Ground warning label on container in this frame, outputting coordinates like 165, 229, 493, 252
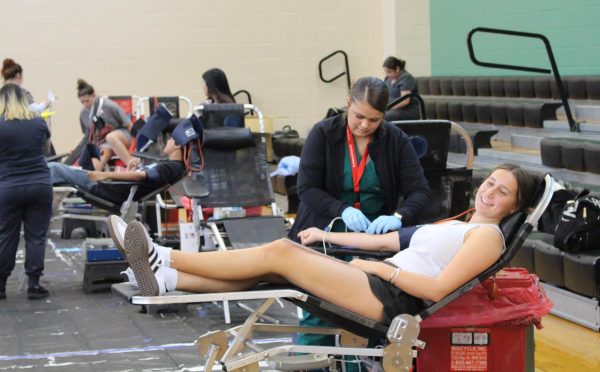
450, 346, 488, 371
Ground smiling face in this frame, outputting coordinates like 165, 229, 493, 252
346, 98, 384, 139
475, 168, 519, 221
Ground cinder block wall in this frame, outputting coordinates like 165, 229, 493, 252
2, 0, 429, 152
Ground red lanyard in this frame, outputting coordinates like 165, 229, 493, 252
346, 125, 371, 209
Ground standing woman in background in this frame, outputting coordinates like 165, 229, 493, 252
0, 84, 53, 300
2, 58, 52, 113
201, 68, 236, 104
382, 56, 421, 121
76, 79, 133, 170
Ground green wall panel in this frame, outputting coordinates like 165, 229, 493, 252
430, 0, 600, 76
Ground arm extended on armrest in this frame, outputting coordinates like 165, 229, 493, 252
131, 152, 168, 162
298, 227, 400, 253
89, 170, 147, 182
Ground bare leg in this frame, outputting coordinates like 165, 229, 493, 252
171, 239, 385, 321
106, 131, 131, 164
176, 273, 286, 293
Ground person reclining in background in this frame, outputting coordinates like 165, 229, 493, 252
117, 163, 537, 325
49, 115, 201, 205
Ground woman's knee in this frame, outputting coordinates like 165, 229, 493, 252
262, 239, 294, 260
106, 131, 129, 146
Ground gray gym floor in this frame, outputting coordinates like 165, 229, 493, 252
0, 234, 298, 371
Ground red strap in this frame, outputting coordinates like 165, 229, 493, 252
346, 125, 371, 209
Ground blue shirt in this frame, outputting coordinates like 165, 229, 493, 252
0, 117, 51, 188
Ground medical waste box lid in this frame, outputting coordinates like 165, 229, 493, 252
420, 268, 553, 329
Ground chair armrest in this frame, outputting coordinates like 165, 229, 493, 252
46, 152, 70, 163
96, 180, 144, 186
308, 245, 395, 258
131, 152, 168, 162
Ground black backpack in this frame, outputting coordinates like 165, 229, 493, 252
538, 188, 578, 234
554, 189, 600, 253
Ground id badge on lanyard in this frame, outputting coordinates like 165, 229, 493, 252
346, 125, 372, 209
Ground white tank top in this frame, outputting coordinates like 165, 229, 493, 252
385, 221, 504, 278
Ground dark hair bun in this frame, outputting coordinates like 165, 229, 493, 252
2, 58, 16, 69
76, 79, 90, 90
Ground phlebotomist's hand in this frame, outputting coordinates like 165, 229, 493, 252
366, 214, 402, 234
341, 207, 371, 232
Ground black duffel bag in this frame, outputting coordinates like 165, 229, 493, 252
554, 189, 600, 253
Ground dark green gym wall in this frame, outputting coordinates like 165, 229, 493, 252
430, 0, 600, 76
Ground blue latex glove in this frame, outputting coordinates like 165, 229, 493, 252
366, 215, 403, 234
341, 207, 371, 232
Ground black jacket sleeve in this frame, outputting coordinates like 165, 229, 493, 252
296, 122, 348, 220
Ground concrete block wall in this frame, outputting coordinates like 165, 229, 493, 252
1, 0, 429, 152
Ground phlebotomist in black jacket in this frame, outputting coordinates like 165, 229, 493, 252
288, 76, 431, 368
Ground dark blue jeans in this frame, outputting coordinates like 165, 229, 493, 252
0, 184, 52, 282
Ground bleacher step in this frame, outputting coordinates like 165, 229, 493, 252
477, 148, 542, 165
557, 104, 600, 122
461, 149, 600, 192
511, 133, 543, 150
544, 120, 600, 134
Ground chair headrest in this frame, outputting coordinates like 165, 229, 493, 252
202, 127, 255, 150
498, 211, 527, 243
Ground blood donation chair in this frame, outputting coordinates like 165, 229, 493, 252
52, 104, 176, 237
393, 120, 475, 224
155, 103, 286, 249
111, 173, 556, 371
152, 104, 287, 323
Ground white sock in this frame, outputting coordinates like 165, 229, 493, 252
162, 267, 178, 292
153, 244, 172, 268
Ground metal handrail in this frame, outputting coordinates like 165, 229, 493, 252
467, 27, 578, 132
386, 93, 427, 119
318, 50, 351, 89
233, 90, 254, 115
233, 90, 252, 105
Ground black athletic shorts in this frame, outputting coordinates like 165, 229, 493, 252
366, 262, 425, 325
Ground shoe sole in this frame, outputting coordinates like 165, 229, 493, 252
107, 215, 127, 258
28, 293, 49, 300
124, 221, 159, 297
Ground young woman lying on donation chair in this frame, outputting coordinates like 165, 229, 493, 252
117, 163, 536, 324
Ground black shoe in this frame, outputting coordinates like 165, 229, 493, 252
0, 291, 5, 300
27, 285, 49, 300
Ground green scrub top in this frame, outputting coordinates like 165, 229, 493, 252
332, 142, 387, 232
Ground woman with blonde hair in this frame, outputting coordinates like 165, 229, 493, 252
0, 83, 53, 300
1, 58, 52, 113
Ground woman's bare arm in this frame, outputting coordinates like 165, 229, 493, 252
88, 170, 147, 182
298, 227, 400, 252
